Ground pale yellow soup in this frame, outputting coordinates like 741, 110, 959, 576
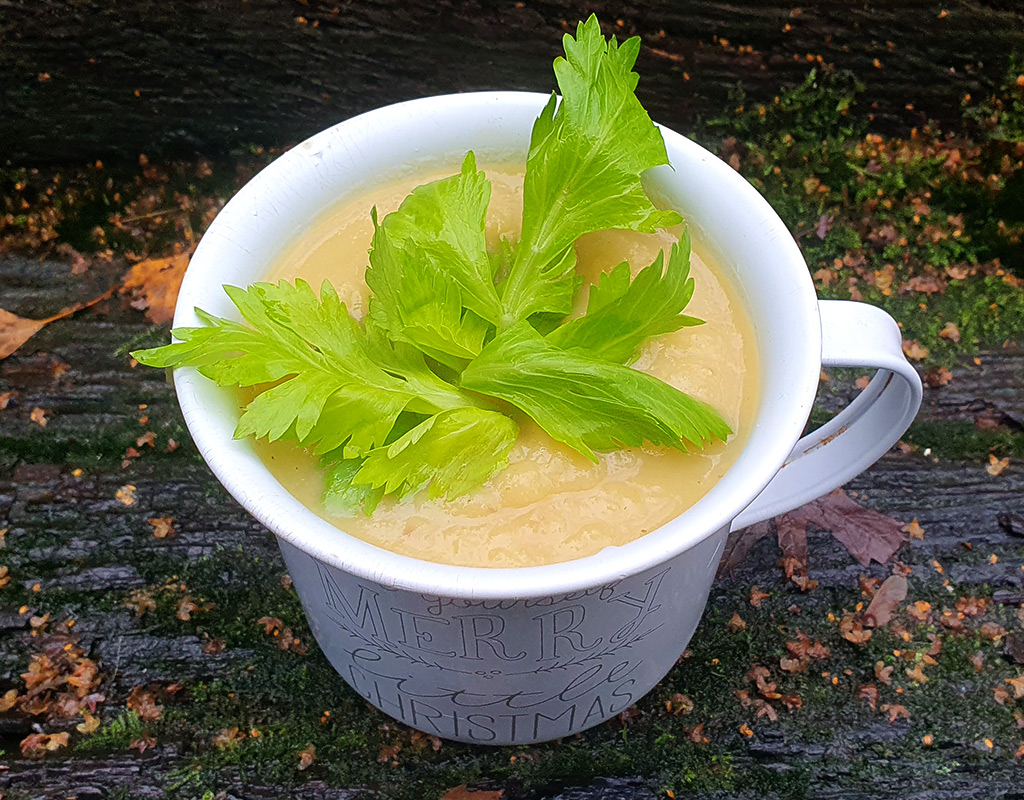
255, 166, 759, 568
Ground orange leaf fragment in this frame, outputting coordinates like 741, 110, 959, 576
439, 787, 505, 800
908, 601, 932, 622
939, 322, 961, 342
875, 661, 893, 685
749, 586, 770, 607
30, 407, 48, 426
148, 517, 174, 539
77, 710, 101, 734
120, 252, 191, 325
902, 518, 925, 539
840, 614, 872, 644
116, 485, 137, 506
126, 686, 163, 722
727, 612, 747, 632
858, 683, 879, 710
739, 723, 753, 737
986, 454, 1010, 476
20, 731, 70, 758
905, 662, 929, 683
902, 339, 929, 361
1006, 676, 1024, 700
864, 575, 907, 627
213, 727, 246, 748
297, 743, 317, 771
881, 703, 910, 723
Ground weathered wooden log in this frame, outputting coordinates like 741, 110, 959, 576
2, 252, 1024, 797
2, 0, 1022, 165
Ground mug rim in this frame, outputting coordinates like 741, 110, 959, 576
172, 91, 821, 599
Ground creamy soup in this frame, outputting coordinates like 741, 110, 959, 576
254, 165, 759, 568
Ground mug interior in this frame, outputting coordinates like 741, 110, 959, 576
172, 92, 821, 598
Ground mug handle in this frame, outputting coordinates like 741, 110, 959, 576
730, 299, 923, 531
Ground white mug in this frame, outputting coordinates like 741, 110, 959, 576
171, 92, 922, 745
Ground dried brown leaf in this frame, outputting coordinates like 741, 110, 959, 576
781, 490, 904, 567
126, 686, 162, 722
881, 703, 910, 723
986, 454, 1010, 477
864, 575, 908, 628
1, 288, 114, 360
148, 517, 174, 539
727, 612, 747, 632
298, 743, 317, 771
120, 253, 190, 325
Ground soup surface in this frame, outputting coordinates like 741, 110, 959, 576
255, 165, 759, 567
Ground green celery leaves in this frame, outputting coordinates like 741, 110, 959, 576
547, 232, 704, 364
132, 14, 732, 514
462, 322, 730, 461
498, 15, 682, 325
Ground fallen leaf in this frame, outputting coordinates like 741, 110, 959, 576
864, 575, 908, 627
881, 703, 910, 723
780, 490, 904, 567
120, 252, 190, 325
739, 722, 754, 737
786, 631, 830, 660
77, 710, 101, 734
202, 635, 227, 655
1005, 676, 1024, 700
0, 688, 19, 711
902, 339, 929, 361
908, 601, 932, 622
213, 727, 246, 748
939, 322, 961, 342
378, 741, 402, 764
981, 622, 1007, 641
955, 596, 989, 617
669, 693, 694, 715
1, 287, 114, 359
130, 734, 157, 753
840, 614, 872, 644
902, 518, 925, 539
126, 686, 162, 722
994, 685, 1014, 705
116, 485, 137, 506
176, 596, 199, 621
969, 651, 985, 672
20, 731, 70, 758
148, 517, 174, 539
0, 565, 10, 589
924, 366, 953, 387
906, 662, 929, 683
727, 612, 747, 632
858, 683, 879, 710
0, 389, 16, 409
749, 586, 770, 607
136, 431, 156, 448
780, 656, 807, 673
30, 407, 48, 426
257, 616, 283, 635
718, 523, 774, 577
687, 721, 710, 742
297, 743, 317, 771
986, 454, 1010, 476
125, 589, 156, 616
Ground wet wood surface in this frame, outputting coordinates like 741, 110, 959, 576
2, 0, 1023, 164
2, 253, 1024, 797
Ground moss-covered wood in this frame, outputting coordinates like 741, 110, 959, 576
1, 251, 1023, 798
